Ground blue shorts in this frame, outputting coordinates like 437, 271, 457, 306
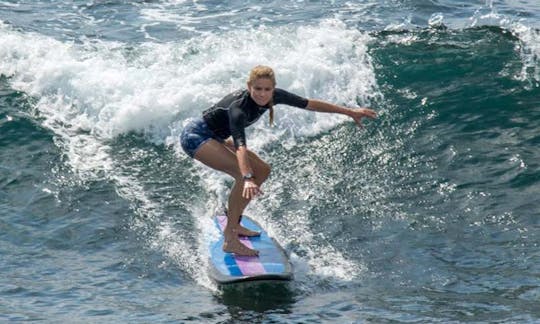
180, 118, 224, 158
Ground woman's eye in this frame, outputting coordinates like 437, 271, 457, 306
254, 86, 272, 92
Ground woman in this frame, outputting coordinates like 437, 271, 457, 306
181, 65, 377, 256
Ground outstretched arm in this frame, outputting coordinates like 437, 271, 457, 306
306, 99, 377, 128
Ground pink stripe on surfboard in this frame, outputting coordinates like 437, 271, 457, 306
217, 215, 265, 276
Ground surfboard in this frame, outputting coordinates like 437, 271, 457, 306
208, 214, 293, 284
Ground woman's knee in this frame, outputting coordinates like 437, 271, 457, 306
256, 161, 271, 183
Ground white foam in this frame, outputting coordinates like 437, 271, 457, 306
246, 176, 366, 288
511, 23, 540, 87
1, 19, 377, 144
428, 13, 445, 28
0, 1, 19, 8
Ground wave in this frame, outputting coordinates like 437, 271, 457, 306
0, 19, 379, 289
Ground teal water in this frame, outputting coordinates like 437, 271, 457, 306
1, 1, 540, 322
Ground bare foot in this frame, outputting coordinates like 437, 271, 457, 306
223, 238, 259, 256
236, 225, 261, 237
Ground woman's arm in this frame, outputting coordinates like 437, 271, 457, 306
236, 145, 253, 179
306, 99, 377, 127
227, 105, 262, 200
236, 145, 262, 199
224, 139, 261, 199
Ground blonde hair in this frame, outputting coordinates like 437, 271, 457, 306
248, 65, 276, 126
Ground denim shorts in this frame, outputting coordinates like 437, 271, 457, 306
180, 118, 224, 158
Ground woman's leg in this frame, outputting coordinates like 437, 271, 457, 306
222, 139, 270, 236
194, 139, 270, 256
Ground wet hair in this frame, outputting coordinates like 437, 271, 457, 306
248, 65, 276, 126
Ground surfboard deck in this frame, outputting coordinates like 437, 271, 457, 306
208, 214, 293, 284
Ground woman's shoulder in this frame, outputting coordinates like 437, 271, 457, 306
215, 89, 249, 108
232, 88, 248, 97
273, 87, 288, 95
273, 88, 309, 108
273, 87, 303, 98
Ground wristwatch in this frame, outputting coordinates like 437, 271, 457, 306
243, 173, 255, 180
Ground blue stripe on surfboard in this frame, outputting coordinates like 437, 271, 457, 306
223, 253, 243, 276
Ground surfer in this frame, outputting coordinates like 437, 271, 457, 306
180, 65, 377, 256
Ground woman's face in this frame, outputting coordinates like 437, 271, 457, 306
248, 78, 274, 106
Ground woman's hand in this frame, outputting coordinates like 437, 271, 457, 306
243, 179, 263, 199
349, 107, 377, 128
306, 100, 377, 128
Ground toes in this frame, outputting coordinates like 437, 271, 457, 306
237, 226, 261, 237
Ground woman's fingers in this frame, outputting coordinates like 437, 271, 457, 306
242, 182, 262, 199
359, 108, 377, 118
243, 188, 259, 199
351, 108, 377, 128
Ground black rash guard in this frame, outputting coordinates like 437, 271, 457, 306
202, 88, 309, 148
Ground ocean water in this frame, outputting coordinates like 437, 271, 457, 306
1, 0, 540, 322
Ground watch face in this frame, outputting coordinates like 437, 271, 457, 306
243, 173, 253, 179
